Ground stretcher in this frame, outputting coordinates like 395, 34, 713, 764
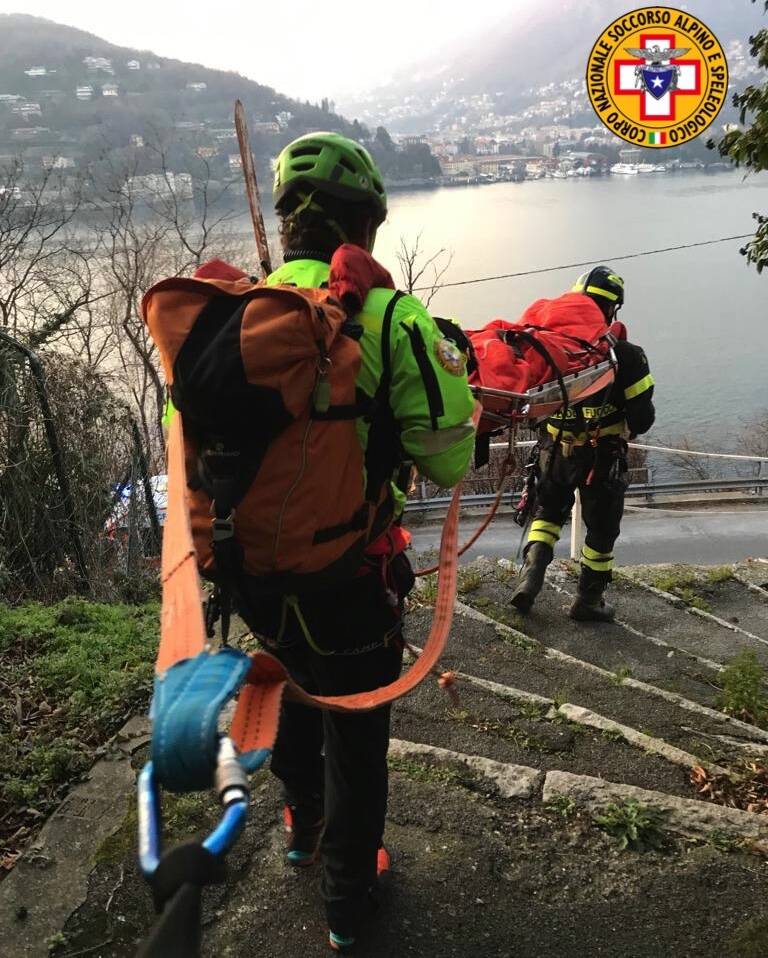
471, 350, 618, 429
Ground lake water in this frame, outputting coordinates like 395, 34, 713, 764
368, 170, 768, 452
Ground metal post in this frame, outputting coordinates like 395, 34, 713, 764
570, 489, 583, 561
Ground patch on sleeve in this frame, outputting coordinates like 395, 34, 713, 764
434, 337, 466, 376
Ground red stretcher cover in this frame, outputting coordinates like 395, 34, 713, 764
467, 293, 625, 395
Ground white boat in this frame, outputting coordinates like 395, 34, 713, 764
610, 163, 639, 175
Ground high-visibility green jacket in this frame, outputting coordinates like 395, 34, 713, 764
266, 257, 476, 509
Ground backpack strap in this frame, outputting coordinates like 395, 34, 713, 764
363, 290, 406, 504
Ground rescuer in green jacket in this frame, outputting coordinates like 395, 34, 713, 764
237, 132, 475, 953
510, 266, 655, 622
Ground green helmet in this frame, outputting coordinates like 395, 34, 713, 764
273, 131, 387, 226
572, 265, 625, 307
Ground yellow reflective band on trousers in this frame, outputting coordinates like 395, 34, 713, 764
529, 519, 561, 548
581, 544, 614, 572
624, 373, 655, 401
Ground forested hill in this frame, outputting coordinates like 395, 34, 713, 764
0, 14, 436, 182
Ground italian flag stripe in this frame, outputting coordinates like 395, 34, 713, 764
649, 132, 667, 145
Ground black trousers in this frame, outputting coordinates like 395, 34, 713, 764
531, 436, 629, 578
237, 568, 406, 934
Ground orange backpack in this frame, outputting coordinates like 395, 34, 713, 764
142, 275, 391, 594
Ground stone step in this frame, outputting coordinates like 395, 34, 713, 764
623, 564, 768, 650
448, 558, 728, 707
406, 603, 768, 768
59, 743, 768, 958
393, 667, 699, 801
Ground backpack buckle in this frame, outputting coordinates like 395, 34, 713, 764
212, 512, 235, 541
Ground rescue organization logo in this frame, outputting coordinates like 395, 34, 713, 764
586, 7, 728, 148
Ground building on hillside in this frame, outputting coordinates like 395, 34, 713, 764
126, 59, 141, 70
83, 57, 114, 74
127, 172, 193, 200
0, 94, 24, 104
401, 135, 427, 147
619, 147, 643, 164
130, 134, 144, 148
211, 128, 237, 142
76, 86, 94, 101
275, 111, 293, 129
228, 154, 243, 171
173, 173, 193, 199
102, 84, 119, 98
251, 121, 279, 134
196, 145, 219, 158
186, 82, 207, 92
24, 67, 50, 78
12, 127, 50, 139
174, 120, 205, 131
12, 103, 42, 117
42, 155, 76, 170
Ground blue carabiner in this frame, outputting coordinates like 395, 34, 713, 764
138, 736, 257, 879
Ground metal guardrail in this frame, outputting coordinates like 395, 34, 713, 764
404, 476, 768, 514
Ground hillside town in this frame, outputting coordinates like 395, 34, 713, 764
0, 40, 744, 208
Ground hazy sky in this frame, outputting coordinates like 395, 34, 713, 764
1, 0, 511, 101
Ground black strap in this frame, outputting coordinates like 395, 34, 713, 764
311, 389, 375, 421
378, 290, 405, 400
502, 328, 571, 473
401, 322, 444, 430
313, 503, 369, 545
521, 323, 605, 357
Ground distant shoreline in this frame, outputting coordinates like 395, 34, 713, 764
384, 162, 736, 195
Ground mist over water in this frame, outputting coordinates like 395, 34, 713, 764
372, 170, 768, 449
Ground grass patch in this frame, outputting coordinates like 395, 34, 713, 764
494, 560, 517, 584
546, 794, 578, 819
417, 573, 439, 605
47, 932, 69, 954
706, 565, 734, 585
447, 708, 552, 752
462, 599, 538, 652
517, 701, 549, 721
705, 829, 742, 853
601, 727, 627, 744
457, 567, 484, 595
594, 799, 667, 851
0, 598, 158, 866
717, 651, 768, 727
388, 755, 464, 788
675, 587, 711, 613
611, 666, 633, 686
648, 564, 733, 611
650, 566, 699, 594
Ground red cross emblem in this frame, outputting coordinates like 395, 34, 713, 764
614, 33, 701, 122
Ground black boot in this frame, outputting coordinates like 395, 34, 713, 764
569, 567, 615, 622
510, 542, 553, 613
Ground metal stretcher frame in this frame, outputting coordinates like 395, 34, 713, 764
470, 351, 617, 426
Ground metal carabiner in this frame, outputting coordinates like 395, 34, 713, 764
138, 736, 250, 879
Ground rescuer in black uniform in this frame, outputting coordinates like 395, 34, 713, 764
510, 266, 655, 622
